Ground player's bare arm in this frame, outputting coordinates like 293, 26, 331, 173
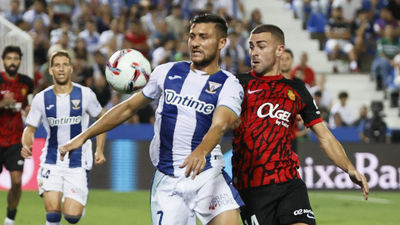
180, 106, 238, 179
20, 125, 37, 159
94, 108, 107, 165
60, 91, 152, 159
311, 122, 369, 200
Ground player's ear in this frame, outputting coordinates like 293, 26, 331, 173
218, 37, 227, 51
48, 65, 54, 76
276, 45, 285, 57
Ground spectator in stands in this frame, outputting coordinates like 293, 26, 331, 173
220, 31, 247, 74
387, 0, 400, 21
359, 101, 389, 143
353, 104, 369, 127
50, 18, 76, 48
47, 32, 76, 65
247, 9, 262, 31
329, 91, 357, 128
124, 20, 150, 57
71, 2, 93, 32
332, 0, 362, 23
91, 75, 111, 108
3, 0, 23, 24
100, 0, 127, 19
74, 55, 94, 87
125, 3, 142, 24
165, 4, 185, 42
78, 19, 101, 53
46, 0, 74, 26
99, 18, 124, 57
95, 3, 112, 33
371, 25, 400, 90
151, 39, 176, 68
292, 0, 312, 29
22, 0, 50, 28
373, 7, 399, 39
351, 9, 375, 66
290, 52, 316, 86
30, 18, 49, 66
151, 20, 176, 49
281, 48, 294, 79
214, 0, 245, 20
325, 6, 359, 73
313, 90, 330, 123
140, 3, 159, 36
74, 37, 95, 67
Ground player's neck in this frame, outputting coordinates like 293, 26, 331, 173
190, 62, 220, 75
3, 72, 18, 80
262, 63, 281, 77
53, 82, 73, 95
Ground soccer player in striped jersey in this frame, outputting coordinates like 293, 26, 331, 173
232, 24, 369, 225
60, 14, 244, 225
20, 50, 106, 225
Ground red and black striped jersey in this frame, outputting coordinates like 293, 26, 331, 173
232, 71, 322, 190
0, 72, 33, 147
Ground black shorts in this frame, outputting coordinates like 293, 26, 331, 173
0, 143, 24, 173
239, 179, 316, 225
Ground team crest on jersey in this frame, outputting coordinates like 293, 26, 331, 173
21, 87, 27, 96
288, 89, 296, 101
71, 99, 81, 110
206, 81, 222, 94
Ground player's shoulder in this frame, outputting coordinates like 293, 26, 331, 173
281, 78, 311, 97
155, 61, 190, 73
234, 72, 253, 86
18, 73, 33, 84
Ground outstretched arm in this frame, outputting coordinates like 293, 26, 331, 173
60, 91, 152, 158
21, 125, 37, 159
180, 106, 238, 179
311, 122, 369, 200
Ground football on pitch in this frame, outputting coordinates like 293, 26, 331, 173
105, 49, 151, 94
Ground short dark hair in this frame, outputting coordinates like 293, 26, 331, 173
284, 49, 293, 59
190, 13, 228, 38
49, 50, 71, 67
2, 45, 23, 59
251, 24, 285, 45
338, 91, 348, 99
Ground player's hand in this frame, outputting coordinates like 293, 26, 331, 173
94, 150, 106, 165
348, 169, 369, 200
21, 145, 32, 159
180, 149, 207, 179
1, 92, 16, 108
59, 136, 85, 161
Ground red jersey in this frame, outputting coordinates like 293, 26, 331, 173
290, 65, 316, 86
232, 71, 322, 190
0, 72, 34, 147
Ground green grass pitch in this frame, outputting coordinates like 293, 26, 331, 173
1, 190, 399, 224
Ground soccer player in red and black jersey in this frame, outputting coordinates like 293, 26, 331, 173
232, 24, 369, 225
0, 46, 33, 225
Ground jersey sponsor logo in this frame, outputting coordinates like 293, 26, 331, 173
205, 81, 222, 94
313, 99, 321, 115
293, 209, 315, 219
208, 193, 235, 210
244, 215, 260, 225
46, 104, 55, 110
168, 75, 182, 80
247, 89, 262, 94
257, 102, 291, 127
71, 99, 81, 110
48, 116, 82, 127
288, 89, 296, 101
164, 89, 215, 115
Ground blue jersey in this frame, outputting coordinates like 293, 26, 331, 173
142, 61, 243, 177
26, 83, 102, 169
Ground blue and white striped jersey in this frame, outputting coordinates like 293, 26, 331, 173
142, 61, 244, 177
26, 83, 102, 170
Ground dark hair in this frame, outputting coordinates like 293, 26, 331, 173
314, 90, 322, 97
251, 24, 285, 45
49, 50, 71, 67
190, 13, 228, 38
284, 49, 293, 59
2, 45, 23, 59
338, 91, 348, 99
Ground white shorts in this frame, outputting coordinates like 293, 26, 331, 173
325, 39, 354, 53
37, 164, 89, 206
150, 167, 243, 225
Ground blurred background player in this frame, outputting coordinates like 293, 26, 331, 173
232, 24, 369, 225
59, 14, 244, 225
0, 45, 34, 225
20, 50, 106, 225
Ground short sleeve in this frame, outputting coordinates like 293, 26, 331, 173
86, 89, 103, 117
217, 77, 244, 117
142, 63, 173, 100
298, 86, 323, 127
25, 94, 43, 128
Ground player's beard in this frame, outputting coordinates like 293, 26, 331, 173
191, 49, 218, 69
5, 64, 19, 76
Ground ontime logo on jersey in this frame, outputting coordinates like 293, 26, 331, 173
48, 116, 82, 127
257, 103, 291, 128
164, 89, 215, 115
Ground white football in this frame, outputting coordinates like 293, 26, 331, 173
105, 49, 151, 94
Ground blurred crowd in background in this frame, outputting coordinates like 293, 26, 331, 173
0, 0, 398, 142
